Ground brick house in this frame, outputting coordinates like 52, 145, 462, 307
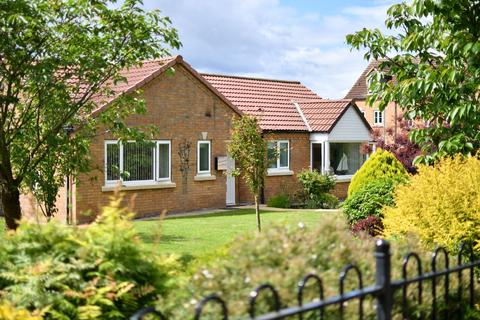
345, 60, 402, 143
21, 56, 371, 224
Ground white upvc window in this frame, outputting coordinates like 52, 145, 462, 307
197, 140, 211, 175
104, 140, 171, 185
267, 140, 290, 170
374, 110, 384, 126
156, 141, 171, 181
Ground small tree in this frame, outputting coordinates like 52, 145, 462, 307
0, 0, 180, 229
228, 116, 268, 232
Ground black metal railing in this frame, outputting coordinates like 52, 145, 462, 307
131, 240, 479, 320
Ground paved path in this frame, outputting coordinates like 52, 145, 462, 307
135, 204, 339, 221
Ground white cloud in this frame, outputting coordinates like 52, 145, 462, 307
144, 0, 393, 98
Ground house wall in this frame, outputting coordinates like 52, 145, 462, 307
20, 183, 68, 224
355, 100, 401, 143
329, 106, 371, 142
72, 65, 239, 224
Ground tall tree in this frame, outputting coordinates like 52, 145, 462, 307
0, 0, 180, 229
347, 0, 480, 164
228, 116, 268, 232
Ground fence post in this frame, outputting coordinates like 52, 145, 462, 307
375, 239, 393, 320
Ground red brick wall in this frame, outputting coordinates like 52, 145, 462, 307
237, 132, 311, 204
72, 65, 239, 224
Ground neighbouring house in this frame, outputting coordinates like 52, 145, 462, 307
20, 55, 371, 224
345, 60, 403, 143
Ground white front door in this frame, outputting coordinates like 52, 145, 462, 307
226, 156, 236, 205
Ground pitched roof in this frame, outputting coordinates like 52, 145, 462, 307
296, 99, 353, 132
92, 55, 242, 116
201, 73, 322, 131
344, 60, 382, 100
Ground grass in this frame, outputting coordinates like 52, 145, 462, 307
0, 208, 340, 258
134, 208, 340, 257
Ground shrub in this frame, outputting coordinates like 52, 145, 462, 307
297, 170, 335, 195
0, 196, 177, 319
351, 216, 384, 237
383, 155, 480, 253
348, 149, 408, 196
305, 193, 339, 209
342, 179, 398, 224
0, 302, 43, 320
160, 215, 477, 319
267, 194, 291, 208
297, 170, 337, 209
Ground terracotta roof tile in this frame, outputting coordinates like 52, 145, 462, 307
296, 99, 351, 132
92, 57, 177, 108
201, 73, 322, 131
344, 60, 382, 99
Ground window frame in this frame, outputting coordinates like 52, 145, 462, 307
268, 140, 290, 171
197, 140, 211, 175
104, 140, 172, 186
373, 110, 384, 126
156, 140, 171, 182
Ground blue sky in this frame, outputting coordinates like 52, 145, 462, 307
143, 0, 397, 98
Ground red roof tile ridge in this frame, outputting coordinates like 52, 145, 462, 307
201, 72, 301, 84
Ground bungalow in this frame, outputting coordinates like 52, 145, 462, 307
20, 56, 371, 224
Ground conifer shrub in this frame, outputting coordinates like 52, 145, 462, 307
348, 149, 409, 196
0, 196, 177, 319
383, 155, 480, 253
342, 178, 398, 224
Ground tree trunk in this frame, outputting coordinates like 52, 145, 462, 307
1, 186, 22, 230
254, 194, 261, 232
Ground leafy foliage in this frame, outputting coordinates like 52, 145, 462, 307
305, 193, 339, 209
266, 194, 290, 208
228, 116, 268, 231
296, 170, 338, 209
159, 214, 475, 319
0, 302, 43, 320
351, 216, 384, 237
0, 0, 180, 228
297, 170, 335, 195
0, 196, 177, 319
342, 179, 398, 224
348, 149, 408, 196
347, 0, 480, 164
383, 154, 480, 253
371, 116, 423, 173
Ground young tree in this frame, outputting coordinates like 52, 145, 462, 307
228, 116, 268, 232
347, 0, 480, 164
0, 0, 180, 229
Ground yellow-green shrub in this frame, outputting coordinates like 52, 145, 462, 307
383, 155, 480, 252
0, 302, 43, 320
348, 149, 408, 196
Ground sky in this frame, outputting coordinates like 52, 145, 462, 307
142, 0, 397, 99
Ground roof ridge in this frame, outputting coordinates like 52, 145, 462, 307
201, 72, 301, 84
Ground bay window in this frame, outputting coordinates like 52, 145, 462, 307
268, 140, 289, 170
330, 142, 363, 176
104, 140, 171, 185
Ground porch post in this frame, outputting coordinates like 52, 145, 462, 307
323, 141, 330, 174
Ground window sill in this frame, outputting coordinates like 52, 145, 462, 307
102, 182, 176, 192
267, 169, 294, 176
373, 124, 384, 127
194, 174, 216, 181
334, 175, 353, 182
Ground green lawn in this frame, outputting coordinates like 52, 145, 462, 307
134, 208, 340, 257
